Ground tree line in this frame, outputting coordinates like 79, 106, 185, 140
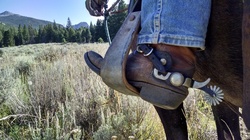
0, 0, 127, 48
0, 21, 82, 47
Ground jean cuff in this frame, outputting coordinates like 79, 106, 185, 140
138, 34, 206, 50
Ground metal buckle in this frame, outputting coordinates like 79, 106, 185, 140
143, 47, 153, 56
136, 45, 154, 56
136, 45, 143, 53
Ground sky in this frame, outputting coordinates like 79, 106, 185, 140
0, 0, 121, 26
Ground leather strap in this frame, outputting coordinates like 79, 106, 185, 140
137, 44, 167, 74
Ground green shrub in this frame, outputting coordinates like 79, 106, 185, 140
62, 38, 67, 44
97, 38, 104, 43
0, 49, 3, 57
184, 89, 217, 140
16, 60, 31, 76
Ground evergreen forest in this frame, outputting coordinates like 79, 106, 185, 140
0, 0, 127, 48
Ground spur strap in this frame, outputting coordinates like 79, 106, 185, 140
136, 44, 172, 74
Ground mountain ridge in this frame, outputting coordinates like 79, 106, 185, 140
0, 11, 15, 17
0, 11, 89, 29
73, 22, 89, 29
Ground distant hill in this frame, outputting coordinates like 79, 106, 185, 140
0, 11, 89, 29
0, 11, 59, 29
0, 21, 13, 30
73, 22, 89, 29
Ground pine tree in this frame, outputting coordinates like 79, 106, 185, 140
17, 24, 24, 45
95, 20, 106, 42
3, 30, 13, 47
41, 26, 48, 43
68, 28, 76, 42
81, 28, 92, 43
63, 28, 69, 42
89, 22, 96, 42
75, 29, 82, 43
28, 25, 37, 44
52, 21, 60, 42
108, 0, 127, 40
66, 17, 72, 29
3, 27, 17, 47
22, 25, 30, 44
85, 28, 92, 43
37, 25, 44, 43
5, 27, 15, 46
81, 28, 86, 43
0, 30, 3, 47
53, 20, 58, 30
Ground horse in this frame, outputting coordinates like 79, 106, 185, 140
85, 0, 250, 139
154, 0, 250, 139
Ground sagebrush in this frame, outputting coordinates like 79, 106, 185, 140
0, 43, 227, 140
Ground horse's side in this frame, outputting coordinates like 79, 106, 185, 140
156, 0, 248, 139
196, 0, 243, 108
196, 1, 243, 138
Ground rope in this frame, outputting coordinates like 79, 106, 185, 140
103, 0, 127, 45
104, 3, 111, 44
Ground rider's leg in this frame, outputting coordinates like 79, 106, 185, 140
138, 0, 211, 49
126, 0, 211, 108
125, 1, 211, 139
85, 0, 212, 109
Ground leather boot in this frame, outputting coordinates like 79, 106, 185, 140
84, 44, 196, 109
125, 44, 196, 109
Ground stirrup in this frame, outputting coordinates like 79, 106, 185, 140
85, 11, 141, 96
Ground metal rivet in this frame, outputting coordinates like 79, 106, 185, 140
160, 58, 167, 65
170, 72, 184, 87
129, 15, 135, 21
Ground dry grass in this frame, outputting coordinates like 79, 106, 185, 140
1, 43, 247, 139
0, 43, 165, 139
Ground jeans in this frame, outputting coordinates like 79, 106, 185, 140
138, 0, 211, 49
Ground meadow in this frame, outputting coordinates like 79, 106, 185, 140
0, 43, 224, 139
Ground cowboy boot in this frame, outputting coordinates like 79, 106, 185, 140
125, 44, 196, 109
85, 44, 196, 109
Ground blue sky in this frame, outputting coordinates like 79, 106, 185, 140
0, 0, 109, 26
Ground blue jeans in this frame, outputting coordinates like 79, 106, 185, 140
138, 0, 211, 49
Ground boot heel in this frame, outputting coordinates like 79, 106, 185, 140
140, 85, 187, 110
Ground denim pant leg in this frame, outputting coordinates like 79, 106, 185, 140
138, 0, 211, 49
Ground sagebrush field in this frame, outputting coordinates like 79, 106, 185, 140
0, 43, 237, 140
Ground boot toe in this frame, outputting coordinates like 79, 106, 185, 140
84, 51, 103, 75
